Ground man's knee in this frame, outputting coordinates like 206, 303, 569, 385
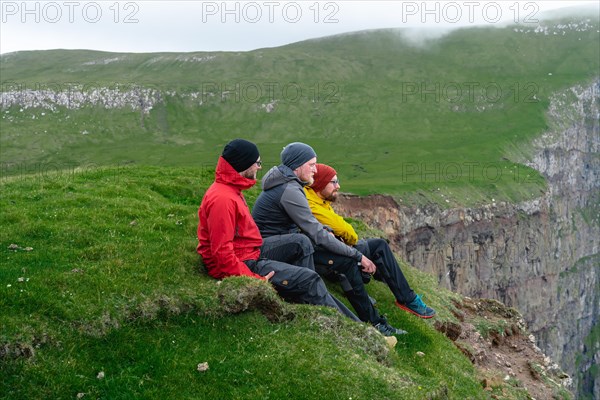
369, 238, 388, 250
297, 269, 330, 295
290, 233, 314, 255
331, 259, 363, 287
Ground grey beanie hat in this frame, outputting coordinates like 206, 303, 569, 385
280, 142, 316, 170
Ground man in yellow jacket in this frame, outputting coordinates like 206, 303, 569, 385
305, 163, 435, 318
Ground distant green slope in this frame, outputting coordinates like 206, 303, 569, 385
0, 165, 489, 399
1, 16, 599, 205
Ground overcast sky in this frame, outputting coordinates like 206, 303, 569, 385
0, 1, 598, 54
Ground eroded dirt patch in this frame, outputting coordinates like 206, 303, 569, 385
436, 297, 571, 399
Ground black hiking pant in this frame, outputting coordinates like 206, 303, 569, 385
313, 248, 383, 325
355, 239, 416, 305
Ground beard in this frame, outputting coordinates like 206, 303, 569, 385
241, 169, 257, 180
324, 191, 338, 202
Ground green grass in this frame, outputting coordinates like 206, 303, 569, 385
2, 165, 491, 399
1, 16, 598, 206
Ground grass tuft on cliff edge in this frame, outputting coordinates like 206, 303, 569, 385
0, 166, 562, 399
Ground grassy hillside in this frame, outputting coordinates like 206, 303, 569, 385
0, 166, 471, 399
1, 166, 573, 399
1, 16, 599, 206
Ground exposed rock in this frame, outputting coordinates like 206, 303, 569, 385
0, 86, 162, 114
451, 297, 572, 399
336, 80, 600, 398
197, 362, 209, 372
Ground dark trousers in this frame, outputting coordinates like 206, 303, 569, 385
355, 238, 416, 305
313, 248, 382, 325
260, 233, 314, 270
256, 234, 359, 322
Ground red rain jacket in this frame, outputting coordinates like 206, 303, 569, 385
197, 156, 263, 279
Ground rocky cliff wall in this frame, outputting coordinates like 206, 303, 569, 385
335, 80, 599, 398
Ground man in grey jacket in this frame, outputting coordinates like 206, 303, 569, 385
252, 142, 407, 336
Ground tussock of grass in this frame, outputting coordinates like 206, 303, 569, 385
216, 277, 292, 322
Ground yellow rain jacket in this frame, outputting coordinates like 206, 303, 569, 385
304, 186, 359, 246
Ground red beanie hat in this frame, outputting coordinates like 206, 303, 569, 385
311, 163, 337, 193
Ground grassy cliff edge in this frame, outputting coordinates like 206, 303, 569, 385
0, 166, 571, 399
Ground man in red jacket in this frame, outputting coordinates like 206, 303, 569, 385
197, 139, 358, 318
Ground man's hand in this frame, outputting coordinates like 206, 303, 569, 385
262, 271, 275, 281
360, 255, 376, 274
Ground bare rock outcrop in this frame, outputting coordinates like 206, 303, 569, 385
336, 80, 600, 398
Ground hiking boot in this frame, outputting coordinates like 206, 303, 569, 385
395, 294, 436, 319
374, 320, 407, 336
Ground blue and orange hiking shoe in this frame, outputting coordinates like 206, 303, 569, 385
395, 294, 436, 319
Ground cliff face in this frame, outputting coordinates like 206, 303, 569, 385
336, 80, 599, 398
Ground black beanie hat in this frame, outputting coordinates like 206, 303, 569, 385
222, 139, 260, 172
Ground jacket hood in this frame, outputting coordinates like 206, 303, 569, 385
304, 186, 328, 206
261, 165, 301, 191
215, 156, 256, 191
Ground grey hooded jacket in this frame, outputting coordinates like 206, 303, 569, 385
252, 165, 362, 260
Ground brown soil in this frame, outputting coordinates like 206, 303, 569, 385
435, 297, 571, 399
